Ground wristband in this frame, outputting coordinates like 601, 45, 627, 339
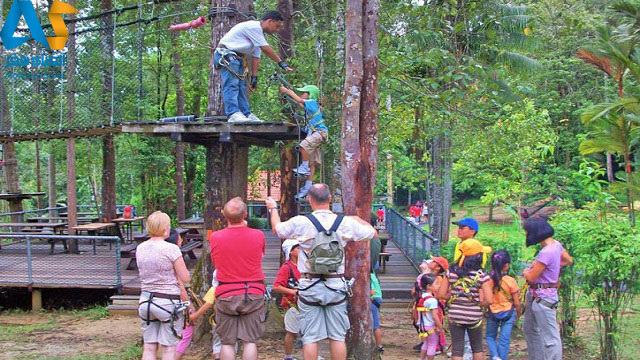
278, 61, 289, 70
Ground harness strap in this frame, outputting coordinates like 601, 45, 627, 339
215, 48, 248, 80
418, 328, 436, 339
299, 295, 347, 307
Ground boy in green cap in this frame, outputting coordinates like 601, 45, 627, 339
279, 84, 328, 199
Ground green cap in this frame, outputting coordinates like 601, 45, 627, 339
295, 85, 320, 100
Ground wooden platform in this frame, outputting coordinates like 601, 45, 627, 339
1, 231, 417, 303
121, 121, 300, 146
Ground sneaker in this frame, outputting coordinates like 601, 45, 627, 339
376, 346, 384, 353
228, 112, 250, 123
246, 113, 264, 122
413, 343, 423, 351
295, 182, 312, 200
293, 162, 311, 176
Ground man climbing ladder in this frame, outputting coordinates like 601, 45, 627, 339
279, 84, 328, 199
215, 11, 293, 123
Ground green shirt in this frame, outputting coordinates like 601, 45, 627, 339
371, 273, 382, 299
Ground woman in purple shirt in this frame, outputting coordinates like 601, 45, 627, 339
522, 218, 573, 360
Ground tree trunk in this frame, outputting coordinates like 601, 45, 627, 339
606, 153, 614, 183
66, 0, 78, 251
342, 0, 379, 357
195, 0, 254, 340
277, 0, 297, 224
185, 94, 201, 215
100, 0, 116, 221
429, 117, 453, 243
488, 202, 494, 222
172, 31, 186, 221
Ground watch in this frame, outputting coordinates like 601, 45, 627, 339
268, 207, 279, 215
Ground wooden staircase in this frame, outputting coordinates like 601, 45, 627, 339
109, 230, 418, 315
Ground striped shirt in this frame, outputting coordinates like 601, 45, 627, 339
447, 270, 489, 325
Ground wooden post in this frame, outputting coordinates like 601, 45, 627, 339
4, 142, 23, 223
31, 289, 42, 312
48, 147, 56, 217
66, 0, 78, 252
101, 135, 117, 221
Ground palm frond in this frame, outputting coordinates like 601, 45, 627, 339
581, 98, 640, 124
576, 49, 615, 77
497, 51, 542, 74
579, 137, 625, 155
495, 3, 529, 16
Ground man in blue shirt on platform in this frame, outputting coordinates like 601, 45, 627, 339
279, 84, 328, 199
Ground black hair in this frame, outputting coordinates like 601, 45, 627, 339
524, 217, 554, 247
420, 273, 437, 291
262, 10, 284, 21
451, 253, 483, 278
164, 229, 178, 244
490, 250, 511, 291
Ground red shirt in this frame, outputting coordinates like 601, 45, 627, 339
410, 206, 420, 217
376, 209, 385, 220
210, 226, 265, 298
273, 259, 301, 309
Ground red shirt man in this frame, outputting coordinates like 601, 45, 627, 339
208, 197, 266, 355
210, 226, 265, 297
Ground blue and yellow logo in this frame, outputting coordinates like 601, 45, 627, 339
1, 0, 78, 51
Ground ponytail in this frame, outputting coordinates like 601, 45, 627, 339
490, 250, 511, 291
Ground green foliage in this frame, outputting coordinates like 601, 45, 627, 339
553, 207, 640, 360
247, 217, 269, 230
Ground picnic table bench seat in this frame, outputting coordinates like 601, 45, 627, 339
181, 240, 202, 260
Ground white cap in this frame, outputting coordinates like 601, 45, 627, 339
282, 239, 300, 261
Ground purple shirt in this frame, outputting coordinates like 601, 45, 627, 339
531, 241, 563, 298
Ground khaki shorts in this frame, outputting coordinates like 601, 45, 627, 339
138, 292, 184, 346
214, 294, 265, 345
300, 131, 328, 165
284, 306, 301, 334
298, 280, 350, 345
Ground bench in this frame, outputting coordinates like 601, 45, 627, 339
181, 240, 202, 260
133, 231, 150, 243
121, 242, 138, 270
378, 252, 392, 273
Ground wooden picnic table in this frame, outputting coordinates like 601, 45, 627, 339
0, 223, 66, 234
72, 222, 117, 235
112, 216, 146, 242
178, 217, 205, 234
28, 216, 99, 224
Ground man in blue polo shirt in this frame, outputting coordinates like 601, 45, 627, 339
279, 84, 328, 199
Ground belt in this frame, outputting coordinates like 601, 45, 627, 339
535, 297, 558, 309
150, 292, 181, 300
301, 273, 343, 280
534, 283, 559, 289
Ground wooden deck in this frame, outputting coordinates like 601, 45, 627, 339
0, 231, 418, 300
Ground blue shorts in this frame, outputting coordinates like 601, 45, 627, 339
371, 297, 382, 329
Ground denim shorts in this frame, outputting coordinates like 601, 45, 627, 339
371, 297, 382, 329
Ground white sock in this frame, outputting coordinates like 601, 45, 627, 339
305, 180, 312, 187
301, 161, 309, 167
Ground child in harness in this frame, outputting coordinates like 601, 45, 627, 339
279, 84, 328, 200
272, 240, 302, 360
414, 274, 443, 360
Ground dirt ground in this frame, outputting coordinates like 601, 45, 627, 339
0, 306, 612, 360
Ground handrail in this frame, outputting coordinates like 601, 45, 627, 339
386, 207, 439, 270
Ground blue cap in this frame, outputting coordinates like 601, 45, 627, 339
452, 218, 479, 232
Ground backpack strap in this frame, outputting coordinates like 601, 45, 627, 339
306, 213, 328, 234
329, 215, 344, 233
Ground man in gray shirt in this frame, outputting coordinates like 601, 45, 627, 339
215, 11, 293, 123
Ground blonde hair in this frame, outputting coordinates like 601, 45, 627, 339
146, 211, 170, 237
